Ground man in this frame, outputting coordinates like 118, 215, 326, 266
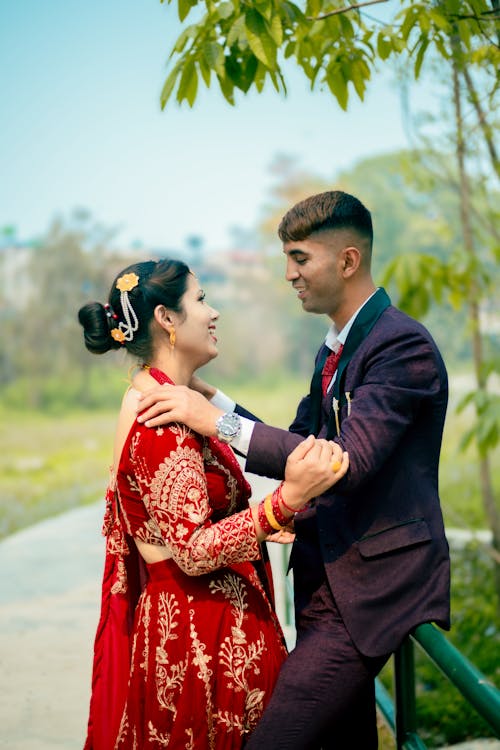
137, 190, 450, 748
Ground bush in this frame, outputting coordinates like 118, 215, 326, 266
379, 541, 499, 747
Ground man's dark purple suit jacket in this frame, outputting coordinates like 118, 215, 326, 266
237, 304, 450, 658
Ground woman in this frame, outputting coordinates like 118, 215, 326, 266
78, 258, 348, 750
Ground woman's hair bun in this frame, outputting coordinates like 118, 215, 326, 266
78, 302, 121, 354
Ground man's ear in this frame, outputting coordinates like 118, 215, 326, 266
341, 246, 361, 277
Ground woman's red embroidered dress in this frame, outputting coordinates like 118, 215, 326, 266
84, 369, 287, 750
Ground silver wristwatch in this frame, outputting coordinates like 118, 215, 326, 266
215, 412, 242, 444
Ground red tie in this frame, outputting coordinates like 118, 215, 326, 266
321, 344, 343, 396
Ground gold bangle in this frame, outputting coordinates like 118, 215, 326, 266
264, 494, 283, 531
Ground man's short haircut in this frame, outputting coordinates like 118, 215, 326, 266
278, 190, 373, 247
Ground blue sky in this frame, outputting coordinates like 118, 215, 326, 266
1, 0, 416, 250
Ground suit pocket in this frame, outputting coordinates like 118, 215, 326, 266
358, 519, 431, 559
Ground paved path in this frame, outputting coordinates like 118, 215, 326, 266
1, 486, 498, 750
0, 502, 103, 749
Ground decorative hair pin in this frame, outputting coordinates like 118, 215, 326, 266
103, 302, 124, 343
104, 303, 118, 324
111, 272, 140, 344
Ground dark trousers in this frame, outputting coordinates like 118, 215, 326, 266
245, 582, 389, 750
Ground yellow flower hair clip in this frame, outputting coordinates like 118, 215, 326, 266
113, 272, 140, 342
116, 273, 139, 292
111, 328, 126, 344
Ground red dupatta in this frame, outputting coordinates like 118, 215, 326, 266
84, 482, 147, 750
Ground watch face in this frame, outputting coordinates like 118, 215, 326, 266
217, 413, 241, 443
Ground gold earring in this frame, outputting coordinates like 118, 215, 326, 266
169, 328, 176, 348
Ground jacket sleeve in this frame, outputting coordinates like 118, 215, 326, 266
245, 327, 447, 490
246, 423, 302, 480
333, 328, 447, 492
124, 423, 260, 576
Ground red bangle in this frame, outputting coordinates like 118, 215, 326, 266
275, 483, 296, 515
257, 499, 274, 535
271, 488, 290, 525
277, 482, 309, 515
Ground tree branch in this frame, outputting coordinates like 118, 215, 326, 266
307, 0, 388, 22
462, 67, 500, 181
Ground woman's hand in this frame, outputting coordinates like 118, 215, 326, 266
266, 526, 296, 545
137, 384, 223, 435
281, 435, 348, 512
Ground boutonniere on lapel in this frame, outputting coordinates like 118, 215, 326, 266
332, 391, 352, 437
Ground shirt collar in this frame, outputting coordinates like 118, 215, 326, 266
325, 289, 378, 351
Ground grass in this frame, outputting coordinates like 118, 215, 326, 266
0, 374, 498, 539
0, 409, 116, 538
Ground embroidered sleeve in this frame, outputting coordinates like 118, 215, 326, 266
127, 423, 260, 576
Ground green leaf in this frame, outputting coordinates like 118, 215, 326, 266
414, 37, 429, 79
326, 68, 348, 111
227, 15, 244, 48
254, 60, 267, 93
350, 60, 367, 100
225, 52, 258, 93
255, 0, 272, 22
160, 65, 180, 109
217, 73, 235, 105
377, 34, 392, 61
428, 7, 450, 32
456, 392, 475, 414
245, 8, 277, 69
307, 0, 322, 17
177, 60, 198, 106
216, 1, 234, 21
281, 1, 306, 26
418, 11, 431, 35
198, 55, 211, 86
172, 24, 197, 54
203, 41, 225, 76
178, 0, 195, 23
267, 13, 283, 47
434, 35, 449, 59
400, 5, 421, 42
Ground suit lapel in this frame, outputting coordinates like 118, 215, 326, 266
309, 288, 391, 437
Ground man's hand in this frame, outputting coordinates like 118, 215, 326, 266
281, 435, 349, 511
137, 384, 223, 435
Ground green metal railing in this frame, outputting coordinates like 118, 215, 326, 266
279, 549, 499, 747
375, 622, 500, 748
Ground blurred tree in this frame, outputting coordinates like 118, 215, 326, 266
379, 19, 500, 607
11, 214, 121, 407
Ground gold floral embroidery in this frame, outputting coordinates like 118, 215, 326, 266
139, 594, 152, 675
189, 608, 216, 750
202, 439, 240, 516
155, 592, 188, 718
147, 721, 170, 746
209, 573, 268, 735
115, 709, 131, 747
